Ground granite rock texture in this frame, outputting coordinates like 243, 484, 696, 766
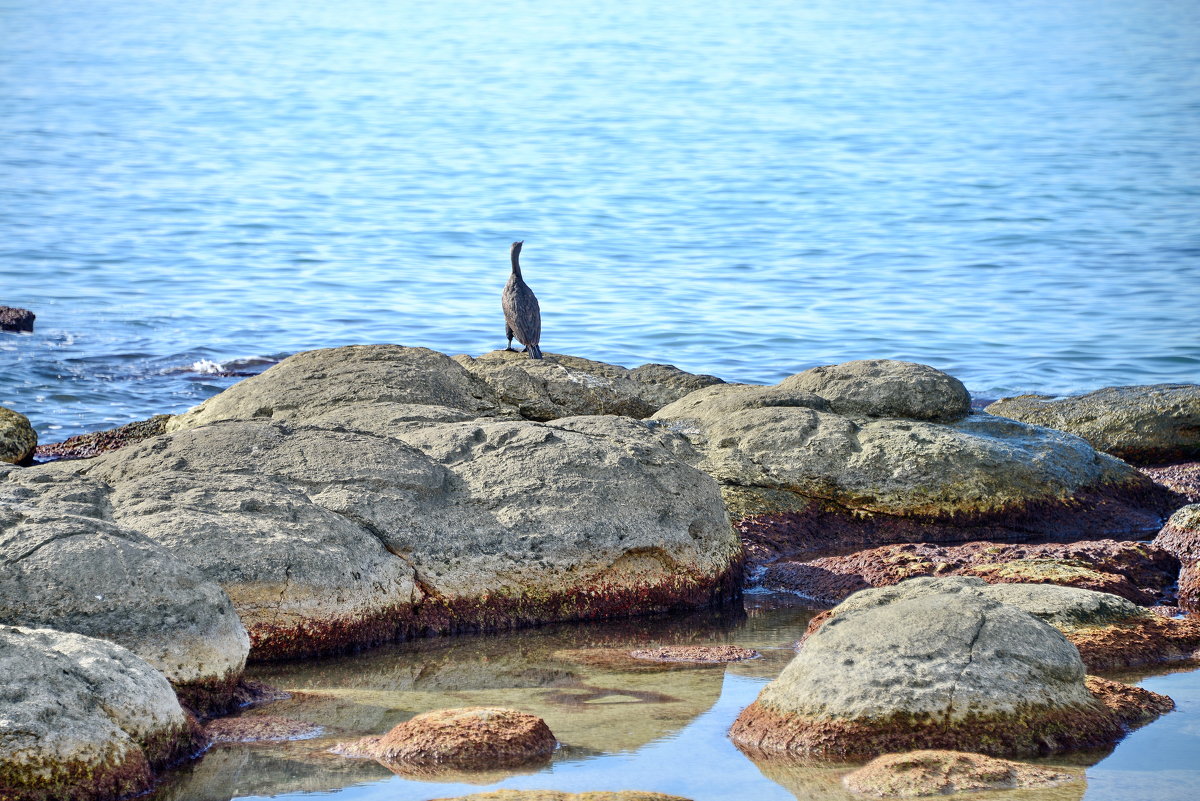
780, 359, 971, 422
986, 384, 1200, 465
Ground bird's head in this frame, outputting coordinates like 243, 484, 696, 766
511, 241, 524, 256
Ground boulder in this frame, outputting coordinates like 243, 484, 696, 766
336, 707, 555, 773
167, 345, 502, 432
49, 412, 738, 660
730, 583, 1160, 760
453, 349, 723, 421
759, 539, 1179, 605
780, 359, 971, 422
0, 625, 203, 801
0, 469, 250, 716
1153, 504, 1200, 561
0, 407, 36, 465
986, 384, 1200, 465
0, 306, 35, 332
842, 750, 1077, 797
1180, 563, 1200, 614
653, 368, 1178, 561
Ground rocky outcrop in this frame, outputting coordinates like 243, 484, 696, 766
167, 345, 502, 432
652, 363, 1178, 562
454, 350, 724, 421
759, 539, 1179, 605
1085, 676, 1175, 725
986, 384, 1200, 465
43, 410, 738, 660
730, 580, 1170, 760
842, 750, 1078, 797
0, 469, 251, 716
781, 359, 971, 422
1154, 505, 1200, 613
0, 407, 36, 465
0, 625, 204, 801
34, 416, 169, 462
336, 707, 556, 773
0, 306, 35, 333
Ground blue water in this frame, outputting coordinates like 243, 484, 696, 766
2, 0, 1199, 441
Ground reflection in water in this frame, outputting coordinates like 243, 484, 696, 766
147, 598, 1200, 801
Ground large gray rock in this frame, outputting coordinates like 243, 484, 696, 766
453, 350, 724, 421
0, 625, 203, 801
167, 345, 501, 432
780, 359, 971, 422
0, 468, 250, 713
51, 413, 738, 660
986, 384, 1200, 465
0, 406, 36, 464
729, 585, 1131, 759
653, 370, 1178, 560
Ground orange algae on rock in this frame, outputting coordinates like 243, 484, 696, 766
842, 750, 1078, 797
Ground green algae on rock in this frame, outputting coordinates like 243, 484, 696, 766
0, 407, 36, 465
0, 625, 205, 801
730, 586, 1160, 760
842, 750, 1079, 798
985, 383, 1200, 466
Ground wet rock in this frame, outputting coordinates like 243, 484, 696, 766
780, 359, 971, 422
1153, 504, 1200, 561
0, 625, 204, 801
44, 412, 738, 660
0, 305, 35, 332
0, 470, 251, 716
0, 407, 36, 465
429, 793, 692, 801
1085, 676, 1175, 726
167, 345, 502, 432
336, 707, 556, 772
653, 368, 1178, 561
627, 644, 759, 663
1141, 461, 1200, 503
203, 715, 322, 744
730, 586, 1133, 760
453, 349, 723, 421
34, 415, 170, 462
760, 539, 1179, 606
986, 384, 1200, 466
842, 750, 1078, 797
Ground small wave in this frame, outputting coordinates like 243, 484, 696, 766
190, 358, 225, 375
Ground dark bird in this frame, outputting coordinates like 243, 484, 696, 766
502, 241, 543, 359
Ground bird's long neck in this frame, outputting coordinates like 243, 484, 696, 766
510, 249, 522, 278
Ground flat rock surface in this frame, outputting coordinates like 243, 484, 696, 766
843, 750, 1077, 797
986, 384, 1200, 465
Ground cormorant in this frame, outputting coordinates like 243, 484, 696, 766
502, 241, 543, 359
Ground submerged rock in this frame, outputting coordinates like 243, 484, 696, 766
429, 793, 693, 801
653, 362, 1178, 561
0, 407, 36, 465
842, 750, 1078, 798
0, 306, 35, 333
0, 469, 251, 716
986, 384, 1200, 465
730, 581, 1166, 760
203, 715, 322, 744
454, 349, 723, 421
759, 539, 1179, 606
337, 707, 556, 773
0, 625, 204, 801
627, 644, 759, 663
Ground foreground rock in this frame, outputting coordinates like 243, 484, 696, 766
0, 469, 251, 716
730, 581, 1166, 760
760, 539, 1179, 605
337, 707, 555, 773
34, 415, 170, 462
0, 625, 204, 801
842, 750, 1077, 798
1155, 504, 1200, 613
0, 306, 35, 332
0, 407, 36, 464
454, 349, 724, 421
48, 396, 739, 660
653, 362, 1179, 562
986, 384, 1200, 465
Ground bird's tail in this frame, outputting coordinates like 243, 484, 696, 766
527, 344, 543, 360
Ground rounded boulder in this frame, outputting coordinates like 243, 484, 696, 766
780, 359, 971, 422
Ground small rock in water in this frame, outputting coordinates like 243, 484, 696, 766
0, 305, 34, 332
628, 645, 759, 663
842, 750, 1079, 797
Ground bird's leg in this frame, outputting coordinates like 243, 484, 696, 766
505, 326, 517, 352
